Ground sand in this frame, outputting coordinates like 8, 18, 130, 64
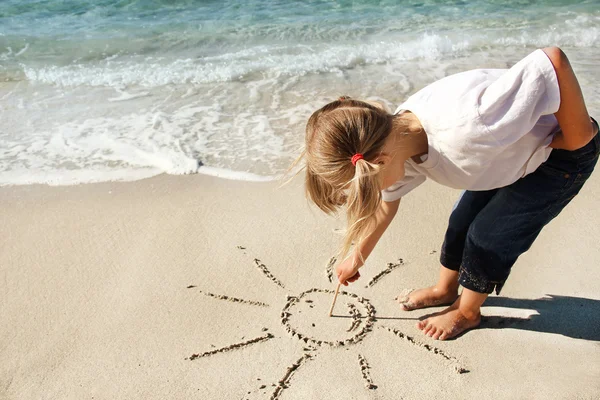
1, 172, 600, 399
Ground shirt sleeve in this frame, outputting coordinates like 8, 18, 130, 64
477, 49, 561, 144
381, 162, 426, 202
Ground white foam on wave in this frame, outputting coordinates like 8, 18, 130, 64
0, 109, 196, 187
196, 166, 279, 182
0, 164, 278, 187
14, 43, 29, 57
107, 88, 150, 102
496, 15, 600, 47
19, 13, 600, 89
0, 84, 293, 186
25, 35, 450, 87
0, 166, 161, 187
17, 33, 485, 88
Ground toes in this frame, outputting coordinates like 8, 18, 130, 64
397, 294, 416, 311
438, 331, 448, 341
423, 323, 434, 336
432, 329, 443, 340
397, 290, 417, 310
427, 327, 437, 338
416, 320, 427, 330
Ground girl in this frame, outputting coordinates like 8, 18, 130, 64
299, 47, 599, 341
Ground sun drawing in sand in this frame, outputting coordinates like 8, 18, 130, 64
185, 247, 468, 399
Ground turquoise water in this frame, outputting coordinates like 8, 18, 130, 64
0, 0, 599, 185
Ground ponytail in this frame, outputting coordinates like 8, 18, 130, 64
339, 157, 382, 262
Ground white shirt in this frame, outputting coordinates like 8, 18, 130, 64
382, 49, 561, 202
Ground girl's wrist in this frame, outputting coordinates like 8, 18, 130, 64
348, 251, 365, 269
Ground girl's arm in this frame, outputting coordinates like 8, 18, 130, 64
337, 198, 400, 285
542, 47, 597, 150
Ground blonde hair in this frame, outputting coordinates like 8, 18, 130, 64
294, 96, 401, 262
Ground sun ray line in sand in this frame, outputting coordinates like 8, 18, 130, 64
326, 257, 336, 283
186, 333, 274, 361
270, 353, 314, 400
365, 259, 404, 288
186, 287, 270, 307
381, 326, 468, 374
357, 354, 378, 390
253, 258, 286, 289
346, 303, 362, 332
235, 246, 287, 289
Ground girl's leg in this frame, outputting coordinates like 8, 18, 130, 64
418, 129, 600, 340
399, 190, 497, 310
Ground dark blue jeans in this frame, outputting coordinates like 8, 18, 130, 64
440, 118, 600, 295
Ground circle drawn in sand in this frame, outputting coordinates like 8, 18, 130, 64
280, 288, 375, 347
188, 252, 468, 399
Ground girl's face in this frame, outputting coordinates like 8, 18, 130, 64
377, 132, 408, 189
376, 111, 428, 190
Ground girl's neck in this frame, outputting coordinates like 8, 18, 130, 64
391, 112, 428, 163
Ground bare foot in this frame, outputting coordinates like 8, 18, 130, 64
397, 286, 458, 311
416, 301, 481, 340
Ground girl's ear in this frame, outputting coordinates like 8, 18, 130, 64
373, 153, 391, 166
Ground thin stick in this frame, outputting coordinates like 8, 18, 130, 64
328, 283, 341, 317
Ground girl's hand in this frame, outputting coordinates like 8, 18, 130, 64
336, 256, 362, 286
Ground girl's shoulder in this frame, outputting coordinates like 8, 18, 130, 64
399, 68, 505, 126
399, 50, 559, 145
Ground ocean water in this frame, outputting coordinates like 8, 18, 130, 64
0, 0, 599, 186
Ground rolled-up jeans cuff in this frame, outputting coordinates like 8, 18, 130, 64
440, 250, 461, 271
458, 266, 505, 295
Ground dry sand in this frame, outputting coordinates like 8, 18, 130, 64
1, 172, 600, 399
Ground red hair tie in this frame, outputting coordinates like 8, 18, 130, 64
351, 153, 364, 166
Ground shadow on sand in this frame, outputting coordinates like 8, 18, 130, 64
480, 294, 600, 341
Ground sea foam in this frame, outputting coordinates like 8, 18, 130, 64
1, 1, 598, 186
